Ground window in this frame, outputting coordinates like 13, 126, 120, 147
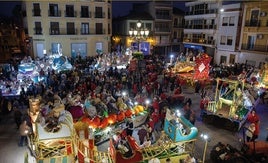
66, 5, 74, 17
220, 36, 226, 45
71, 43, 87, 58
33, 3, 41, 16
222, 17, 228, 26
145, 23, 152, 31
50, 22, 59, 35
95, 7, 103, 18
81, 23, 89, 34
67, 22, 75, 34
34, 22, 42, 35
227, 36, 233, 45
81, 6, 89, 18
51, 43, 62, 54
229, 16, 235, 26
95, 23, 103, 34
49, 4, 60, 17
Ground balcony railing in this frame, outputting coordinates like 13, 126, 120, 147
49, 28, 78, 35
94, 12, 105, 18
245, 20, 261, 27
32, 9, 41, 16
241, 43, 268, 52
155, 15, 171, 20
33, 28, 42, 35
48, 10, 61, 17
155, 28, 171, 32
185, 9, 217, 15
173, 24, 184, 28
183, 38, 215, 45
95, 29, 105, 35
80, 11, 91, 18
184, 24, 216, 29
65, 11, 77, 17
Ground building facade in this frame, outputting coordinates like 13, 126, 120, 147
22, 0, 112, 58
239, 1, 268, 68
215, 3, 242, 65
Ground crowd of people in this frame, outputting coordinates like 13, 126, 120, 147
0, 51, 265, 162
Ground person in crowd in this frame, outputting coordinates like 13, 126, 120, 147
19, 120, 31, 147
13, 108, 22, 129
139, 136, 151, 148
247, 110, 260, 141
189, 110, 196, 125
245, 123, 255, 142
125, 118, 134, 136
183, 101, 192, 120
199, 96, 209, 120
183, 154, 196, 163
137, 125, 148, 145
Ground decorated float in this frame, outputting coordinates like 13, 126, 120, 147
108, 108, 198, 163
203, 78, 255, 131
169, 53, 212, 87
27, 93, 199, 163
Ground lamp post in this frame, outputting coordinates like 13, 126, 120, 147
129, 20, 149, 52
200, 133, 209, 163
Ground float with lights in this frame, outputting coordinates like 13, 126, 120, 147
27, 94, 198, 163
108, 108, 198, 163
169, 53, 212, 87
203, 78, 255, 131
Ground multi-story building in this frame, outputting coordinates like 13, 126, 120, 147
171, 7, 185, 55
146, 1, 174, 56
183, 1, 221, 58
239, 1, 268, 68
215, 3, 242, 65
112, 2, 185, 58
22, 0, 112, 58
112, 8, 154, 55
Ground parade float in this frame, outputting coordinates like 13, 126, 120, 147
203, 78, 255, 131
108, 108, 198, 163
170, 53, 212, 86
26, 93, 198, 163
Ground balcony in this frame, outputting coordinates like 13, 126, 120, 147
184, 24, 216, 29
48, 10, 61, 17
155, 15, 171, 20
95, 29, 105, 35
33, 28, 42, 35
183, 38, 215, 45
94, 12, 105, 18
245, 20, 261, 27
185, 9, 217, 16
155, 28, 171, 33
65, 11, 77, 17
241, 44, 268, 52
32, 9, 41, 16
173, 24, 184, 28
49, 28, 78, 35
80, 11, 91, 18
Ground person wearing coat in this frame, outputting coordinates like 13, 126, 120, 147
19, 120, 30, 147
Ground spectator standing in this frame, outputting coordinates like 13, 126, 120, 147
19, 120, 30, 147
247, 110, 260, 141
13, 108, 22, 129
245, 123, 255, 142
125, 118, 134, 136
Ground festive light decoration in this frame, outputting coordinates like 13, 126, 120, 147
194, 53, 211, 80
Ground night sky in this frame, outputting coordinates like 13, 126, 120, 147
0, 1, 186, 18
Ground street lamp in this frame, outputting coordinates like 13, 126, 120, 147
200, 133, 209, 163
129, 20, 149, 52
